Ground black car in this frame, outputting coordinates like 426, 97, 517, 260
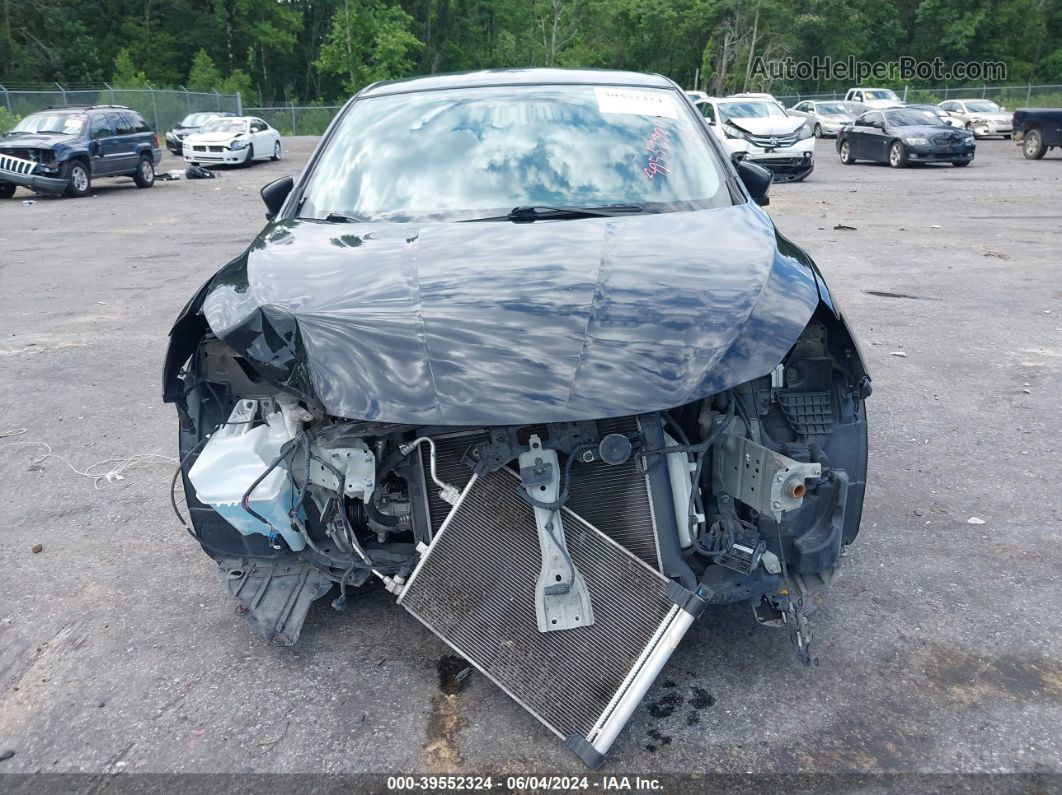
1012, 108, 1062, 159
164, 68, 870, 768
164, 111, 236, 155
837, 107, 976, 167
0, 105, 162, 198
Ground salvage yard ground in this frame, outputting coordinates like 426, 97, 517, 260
0, 138, 1060, 780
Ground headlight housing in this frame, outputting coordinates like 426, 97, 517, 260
228, 138, 249, 151
798, 124, 814, 140
904, 137, 928, 146
722, 124, 746, 140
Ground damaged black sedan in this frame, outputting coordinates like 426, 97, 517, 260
164, 69, 870, 768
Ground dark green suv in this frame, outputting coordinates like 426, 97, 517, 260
0, 105, 162, 198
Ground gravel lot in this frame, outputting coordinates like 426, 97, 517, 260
1, 136, 1060, 785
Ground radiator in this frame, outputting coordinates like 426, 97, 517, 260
419, 418, 661, 568
398, 467, 696, 767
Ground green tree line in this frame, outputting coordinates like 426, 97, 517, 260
1, 0, 1059, 104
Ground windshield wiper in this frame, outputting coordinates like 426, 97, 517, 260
323, 212, 369, 223
464, 204, 646, 223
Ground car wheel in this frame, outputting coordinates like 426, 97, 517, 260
271, 140, 282, 161
0, 182, 15, 199
1003, 134, 1011, 140
888, 140, 907, 168
133, 155, 155, 188
1023, 129, 1046, 160
813, 123, 822, 138
242, 144, 255, 167
952, 160, 970, 167
839, 140, 855, 164
63, 159, 91, 198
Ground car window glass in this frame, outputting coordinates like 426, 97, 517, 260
11, 112, 86, 135
698, 102, 715, 122
111, 113, 134, 135
131, 115, 151, 134
89, 115, 112, 139
299, 83, 732, 222
885, 109, 943, 126
867, 112, 884, 127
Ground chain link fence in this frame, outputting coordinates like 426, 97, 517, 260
774, 84, 1062, 109
0, 83, 242, 133
243, 104, 344, 136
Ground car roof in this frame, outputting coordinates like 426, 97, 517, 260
360, 68, 674, 97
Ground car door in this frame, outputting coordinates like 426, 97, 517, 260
862, 112, 889, 161
250, 119, 270, 158
86, 113, 114, 176
846, 112, 873, 157
107, 112, 139, 174
128, 112, 154, 162
259, 120, 278, 156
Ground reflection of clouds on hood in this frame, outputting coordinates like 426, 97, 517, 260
302, 85, 724, 219
204, 204, 818, 424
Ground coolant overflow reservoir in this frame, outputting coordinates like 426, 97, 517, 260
187, 399, 305, 551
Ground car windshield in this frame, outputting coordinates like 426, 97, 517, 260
865, 89, 900, 101
817, 102, 852, 118
718, 100, 787, 121
200, 119, 245, 134
181, 113, 218, 127
964, 100, 1001, 113
298, 84, 730, 222
10, 113, 86, 135
886, 109, 945, 127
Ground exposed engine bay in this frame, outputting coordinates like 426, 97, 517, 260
170, 312, 869, 768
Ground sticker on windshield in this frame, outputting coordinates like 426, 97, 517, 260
643, 126, 671, 180
595, 87, 677, 119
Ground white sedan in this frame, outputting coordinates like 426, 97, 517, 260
182, 116, 282, 166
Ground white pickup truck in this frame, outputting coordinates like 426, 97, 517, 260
844, 87, 904, 108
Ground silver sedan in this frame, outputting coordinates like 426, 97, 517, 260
787, 100, 857, 138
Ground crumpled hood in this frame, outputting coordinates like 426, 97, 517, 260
727, 117, 805, 136
0, 132, 77, 149
200, 204, 821, 425
185, 132, 244, 145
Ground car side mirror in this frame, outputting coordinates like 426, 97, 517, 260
737, 160, 771, 207
261, 176, 294, 220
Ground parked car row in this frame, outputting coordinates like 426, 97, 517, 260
682, 85, 1062, 175
0, 105, 282, 198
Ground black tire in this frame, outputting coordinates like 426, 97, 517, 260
63, 159, 91, 198
952, 160, 970, 167
888, 140, 907, 168
133, 155, 155, 188
1003, 134, 1011, 140
271, 140, 281, 161
1023, 129, 1046, 160
241, 144, 254, 168
0, 182, 15, 199
839, 140, 855, 164
813, 123, 823, 138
